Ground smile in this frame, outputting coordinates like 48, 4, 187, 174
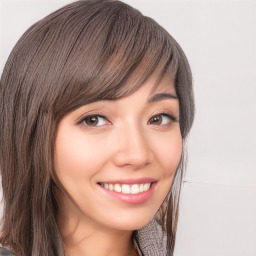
97, 178, 157, 204
98, 182, 152, 194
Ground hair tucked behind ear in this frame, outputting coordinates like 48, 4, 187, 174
0, 0, 194, 255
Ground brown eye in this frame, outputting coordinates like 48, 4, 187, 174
149, 115, 163, 125
82, 115, 109, 127
148, 113, 176, 125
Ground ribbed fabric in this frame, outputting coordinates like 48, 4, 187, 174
136, 218, 168, 256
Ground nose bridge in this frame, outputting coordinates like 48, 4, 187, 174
113, 120, 150, 168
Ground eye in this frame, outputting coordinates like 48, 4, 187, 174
81, 115, 110, 127
148, 113, 177, 125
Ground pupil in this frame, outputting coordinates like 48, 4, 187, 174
152, 115, 162, 124
87, 116, 98, 125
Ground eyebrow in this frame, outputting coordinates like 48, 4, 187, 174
147, 93, 178, 103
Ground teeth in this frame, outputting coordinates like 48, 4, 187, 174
100, 182, 152, 194
114, 184, 122, 193
143, 183, 151, 191
131, 184, 139, 194
122, 184, 130, 194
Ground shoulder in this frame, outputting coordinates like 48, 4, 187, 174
0, 247, 16, 256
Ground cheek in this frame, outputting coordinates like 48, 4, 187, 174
54, 127, 110, 181
152, 130, 182, 177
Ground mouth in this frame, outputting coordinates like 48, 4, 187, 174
97, 182, 153, 195
97, 179, 157, 204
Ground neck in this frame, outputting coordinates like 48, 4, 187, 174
55, 189, 134, 256
62, 227, 133, 256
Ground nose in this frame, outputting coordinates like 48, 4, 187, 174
112, 124, 151, 169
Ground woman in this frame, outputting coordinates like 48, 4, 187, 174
0, 0, 194, 255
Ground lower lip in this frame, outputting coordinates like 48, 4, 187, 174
99, 183, 156, 205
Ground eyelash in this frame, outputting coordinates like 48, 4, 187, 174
148, 113, 178, 125
77, 112, 178, 128
77, 114, 111, 127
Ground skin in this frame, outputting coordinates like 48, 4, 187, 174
54, 72, 182, 256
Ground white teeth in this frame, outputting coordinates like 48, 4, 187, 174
100, 182, 152, 194
122, 184, 131, 194
143, 183, 151, 191
114, 184, 122, 193
131, 184, 139, 194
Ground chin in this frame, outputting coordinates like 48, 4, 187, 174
103, 208, 159, 231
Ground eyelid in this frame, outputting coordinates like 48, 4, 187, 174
75, 111, 178, 128
148, 112, 179, 125
76, 113, 111, 126
163, 113, 178, 122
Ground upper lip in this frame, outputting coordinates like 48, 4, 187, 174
98, 177, 157, 185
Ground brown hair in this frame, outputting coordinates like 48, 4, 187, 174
0, 0, 194, 255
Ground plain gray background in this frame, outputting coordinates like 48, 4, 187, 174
1, 0, 256, 255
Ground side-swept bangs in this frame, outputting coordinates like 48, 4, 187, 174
2, 0, 193, 132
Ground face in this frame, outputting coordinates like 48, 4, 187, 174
54, 72, 182, 232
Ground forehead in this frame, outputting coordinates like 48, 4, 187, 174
137, 63, 176, 95
115, 72, 176, 105
148, 70, 176, 96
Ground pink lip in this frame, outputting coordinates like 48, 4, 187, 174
98, 181, 157, 205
